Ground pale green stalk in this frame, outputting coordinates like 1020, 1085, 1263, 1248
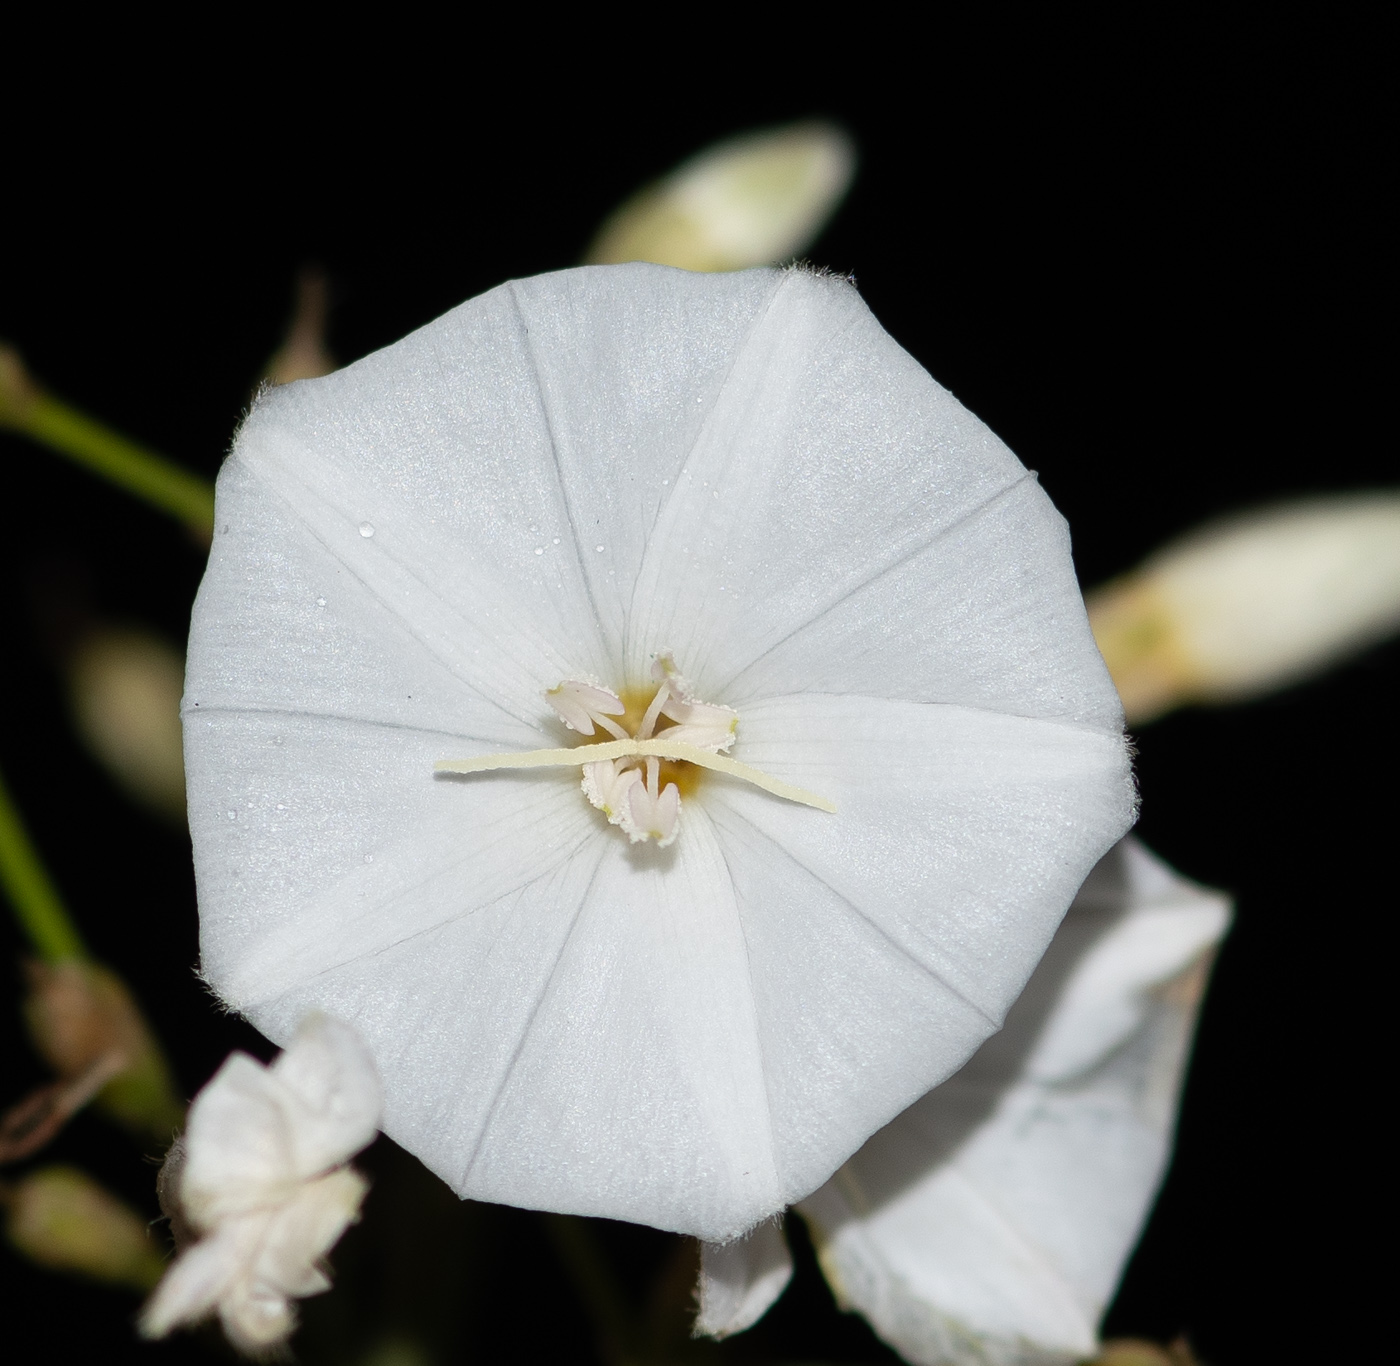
0, 765, 88, 962
1, 347, 214, 538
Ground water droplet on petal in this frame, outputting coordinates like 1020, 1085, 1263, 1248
596, 544, 605, 553
534, 547, 544, 556
359, 522, 375, 538
316, 597, 327, 606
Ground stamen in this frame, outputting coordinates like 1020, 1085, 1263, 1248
545, 680, 627, 736
636, 680, 671, 741
436, 739, 836, 814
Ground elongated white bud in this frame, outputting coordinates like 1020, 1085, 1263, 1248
585, 122, 855, 272
1089, 492, 1400, 724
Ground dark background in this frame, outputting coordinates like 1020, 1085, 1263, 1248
1, 26, 1389, 1365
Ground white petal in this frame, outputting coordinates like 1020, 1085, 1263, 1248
698, 693, 1132, 1204
797, 838, 1230, 1366
180, 1054, 298, 1225
253, 1167, 369, 1299
193, 713, 599, 1008
271, 1013, 382, 1177
695, 1222, 794, 1339
623, 270, 1118, 732
254, 807, 781, 1240
140, 1213, 267, 1339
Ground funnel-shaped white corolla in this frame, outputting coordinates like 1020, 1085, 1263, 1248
182, 263, 1134, 1241
796, 838, 1229, 1365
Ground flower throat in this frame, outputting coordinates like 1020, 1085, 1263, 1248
435, 653, 835, 848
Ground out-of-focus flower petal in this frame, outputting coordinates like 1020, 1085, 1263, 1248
799, 838, 1229, 1366
270, 1013, 382, 1178
141, 1217, 261, 1339
695, 1221, 793, 1339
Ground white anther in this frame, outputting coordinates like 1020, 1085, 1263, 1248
581, 758, 641, 826
659, 697, 738, 752
546, 680, 627, 737
620, 756, 680, 847
650, 651, 696, 700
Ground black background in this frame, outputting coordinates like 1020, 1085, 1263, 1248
1, 23, 1388, 1364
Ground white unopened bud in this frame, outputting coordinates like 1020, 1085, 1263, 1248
69, 627, 187, 821
1089, 493, 1400, 724
585, 122, 855, 273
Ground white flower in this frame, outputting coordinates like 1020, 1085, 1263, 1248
182, 262, 1135, 1240
1089, 492, 1400, 723
140, 1013, 381, 1353
788, 837, 1229, 1365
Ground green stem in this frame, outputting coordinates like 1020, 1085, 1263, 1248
18, 392, 215, 538
0, 765, 88, 962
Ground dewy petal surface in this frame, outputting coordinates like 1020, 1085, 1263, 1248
797, 838, 1229, 1366
185, 263, 1135, 1239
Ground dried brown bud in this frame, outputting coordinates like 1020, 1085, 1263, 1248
23, 961, 184, 1142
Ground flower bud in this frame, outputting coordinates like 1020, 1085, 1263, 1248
1089, 493, 1400, 724
24, 960, 185, 1142
2, 1165, 165, 1291
68, 626, 186, 822
585, 121, 855, 272
263, 268, 337, 386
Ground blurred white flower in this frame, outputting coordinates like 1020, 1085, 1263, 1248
1090, 492, 1400, 723
792, 837, 1230, 1366
586, 122, 855, 271
182, 262, 1133, 1240
140, 1013, 380, 1354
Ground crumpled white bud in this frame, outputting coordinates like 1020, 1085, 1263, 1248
789, 838, 1230, 1365
1090, 492, 1400, 724
140, 1012, 381, 1355
585, 122, 856, 272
